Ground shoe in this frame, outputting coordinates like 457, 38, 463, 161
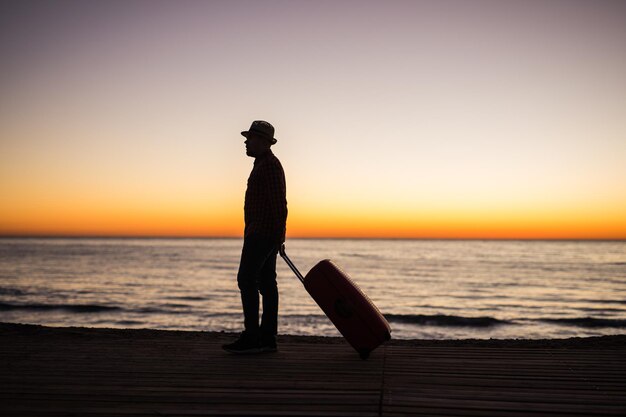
260, 335, 278, 353
222, 332, 262, 354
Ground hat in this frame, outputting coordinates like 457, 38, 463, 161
241, 120, 277, 144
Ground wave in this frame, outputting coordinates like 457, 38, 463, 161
115, 320, 145, 326
385, 314, 509, 327
164, 296, 207, 301
0, 301, 199, 315
0, 302, 121, 313
583, 299, 626, 305
538, 317, 626, 329
3, 300, 625, 331
0, 287, 28, 296
384, 313, 626, 329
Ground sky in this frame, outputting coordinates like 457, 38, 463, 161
1, 0, 625, 239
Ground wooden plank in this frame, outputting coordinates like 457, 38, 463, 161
382, 343, 626, 417
1, 323, 625, 417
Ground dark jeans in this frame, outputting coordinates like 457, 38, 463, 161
237, 235, 280, 339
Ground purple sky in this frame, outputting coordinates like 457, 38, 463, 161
1, 0, 625, 237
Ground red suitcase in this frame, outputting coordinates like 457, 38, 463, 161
279, 244, 391, 359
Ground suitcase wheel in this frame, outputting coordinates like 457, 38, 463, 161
359, 350, 370, 360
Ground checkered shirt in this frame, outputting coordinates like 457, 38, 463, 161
244, 150, 287, 242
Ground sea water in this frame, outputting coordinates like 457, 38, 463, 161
0, 238, 624, 339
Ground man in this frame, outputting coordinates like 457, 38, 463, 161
223, 120, 288, 354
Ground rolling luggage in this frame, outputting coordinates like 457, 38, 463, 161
279, 244, 391, 359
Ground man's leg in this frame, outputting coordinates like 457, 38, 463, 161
236, 236, 277, 337
258, 245, 279, 344
223, 236, 279, 354
224, 236, 277, 353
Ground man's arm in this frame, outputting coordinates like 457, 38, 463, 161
258, 160, 287, 240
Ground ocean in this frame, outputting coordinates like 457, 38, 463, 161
0, 238, 624, 340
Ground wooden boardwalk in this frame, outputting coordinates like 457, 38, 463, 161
1, 323, 625, 416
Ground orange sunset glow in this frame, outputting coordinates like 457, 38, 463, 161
1, 1, 625, 240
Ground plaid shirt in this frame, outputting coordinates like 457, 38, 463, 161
244, 150, 287, 242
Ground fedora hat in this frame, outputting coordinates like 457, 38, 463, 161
241, 120, 277, 144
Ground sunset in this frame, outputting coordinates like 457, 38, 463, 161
1, 2, 625, 415
1, 1, 625, 239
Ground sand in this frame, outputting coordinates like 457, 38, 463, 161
1, 322, 625, 416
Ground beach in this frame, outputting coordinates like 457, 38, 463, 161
1, 322, 625, 416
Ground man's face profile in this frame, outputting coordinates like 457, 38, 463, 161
245, 134, 269, 158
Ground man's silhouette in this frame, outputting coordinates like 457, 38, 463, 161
223, 120, 287, 354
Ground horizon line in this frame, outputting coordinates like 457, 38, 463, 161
0, 234, 624, 242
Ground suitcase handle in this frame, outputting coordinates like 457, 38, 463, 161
279, 244, 305, 284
